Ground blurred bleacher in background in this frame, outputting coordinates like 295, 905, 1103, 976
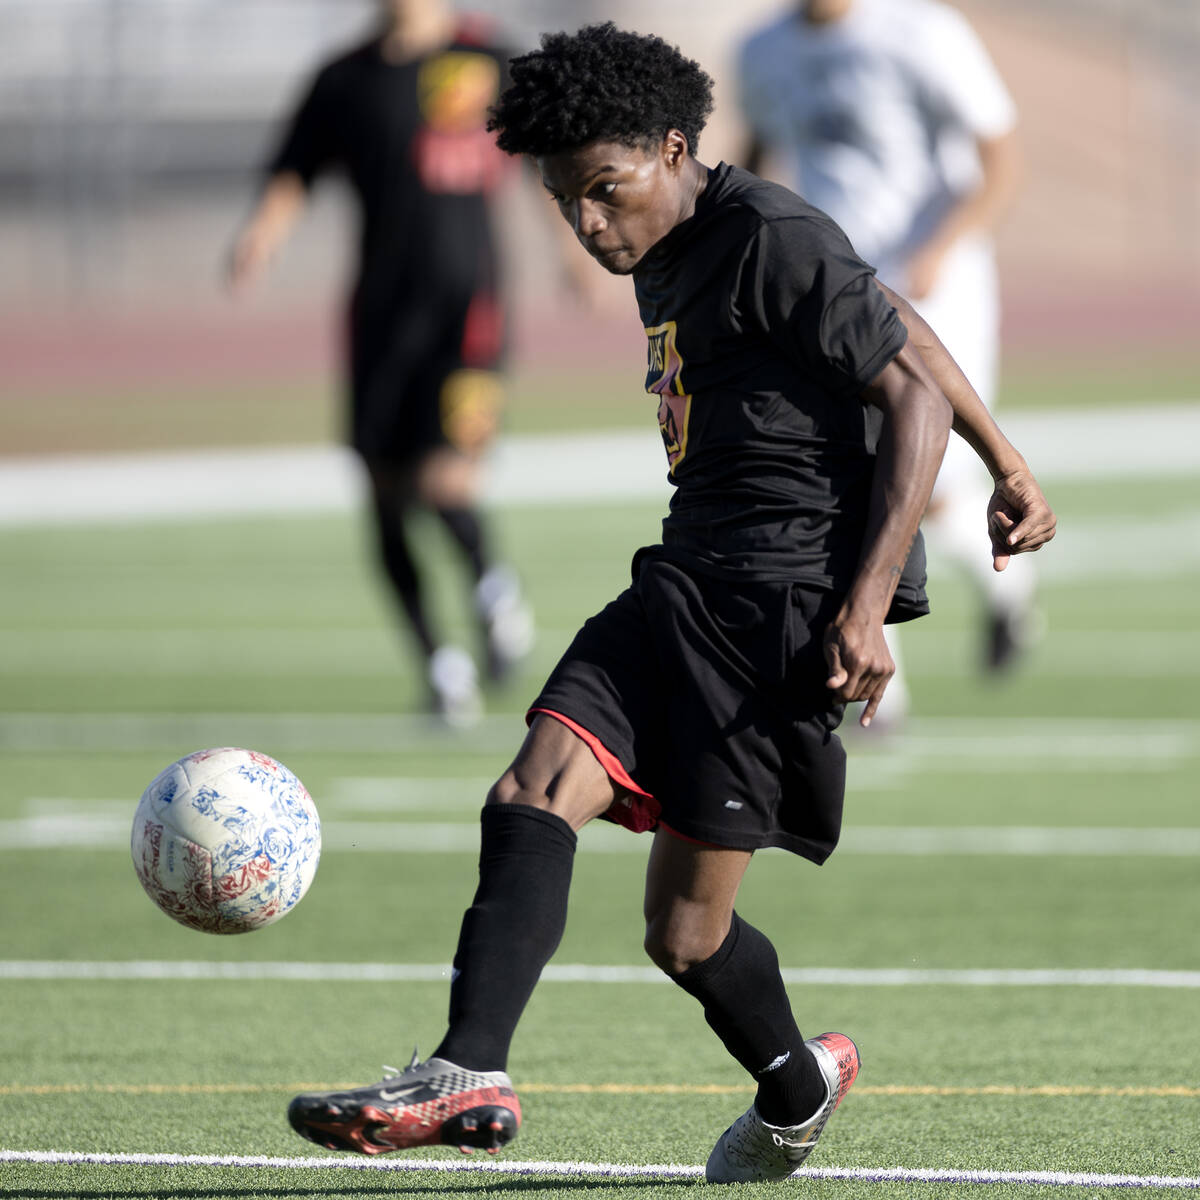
0, 0, 1196, 441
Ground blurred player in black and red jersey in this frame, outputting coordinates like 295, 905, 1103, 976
284, 23, 1056, 1182
228, 0, 532, 725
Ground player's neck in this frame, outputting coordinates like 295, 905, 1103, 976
800, 0, 854, 25
381, 7, 456, 63
678, 157, 711, 226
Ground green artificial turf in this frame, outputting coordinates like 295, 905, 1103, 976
1, 455, 1198, 1198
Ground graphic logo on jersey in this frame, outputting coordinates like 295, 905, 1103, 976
418, 53, 499, 132
414, 52, 507, 194
645, 321, 691, 472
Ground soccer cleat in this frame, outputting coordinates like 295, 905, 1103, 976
705, 1032, 860, 1184
985, 607, 1024, 673
476, 565, 534, 683
984, 601, 1044, 675
287, 1051, 521, 1156
428, 645, 483, 727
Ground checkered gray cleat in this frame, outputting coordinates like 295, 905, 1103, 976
288, 1050, 521, 1156
705, 1032, 860, 1183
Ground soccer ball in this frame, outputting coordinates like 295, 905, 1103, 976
131, 747, 321, 935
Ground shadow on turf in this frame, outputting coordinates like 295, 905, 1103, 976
2, 1180, 702, 1198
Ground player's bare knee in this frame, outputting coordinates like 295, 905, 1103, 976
484, 758, 614, 830
483, 716, 616, 828
643, 914, 721, 977
485, 770, 548, 810
643, 927, 702, 977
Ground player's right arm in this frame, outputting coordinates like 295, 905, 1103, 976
227, 62, 337, 293
226, 171, 308, 293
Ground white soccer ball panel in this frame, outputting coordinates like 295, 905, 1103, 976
131, 747, 321, 935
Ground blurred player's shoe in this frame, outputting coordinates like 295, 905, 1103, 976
428, 646, 483, 727
705, 1032, 860, 1184
288, 1051, 521, 1156
476, 565, 534, 683
984, 602, 1042, 674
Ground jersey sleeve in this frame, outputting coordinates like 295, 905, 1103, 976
736, 215, 907, 395
267, 66, 339, 186
909, 6, 1016, 139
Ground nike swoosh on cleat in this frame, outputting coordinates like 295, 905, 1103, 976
377, 1085, 422, 1102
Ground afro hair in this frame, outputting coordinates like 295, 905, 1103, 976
488, 22, 714, 158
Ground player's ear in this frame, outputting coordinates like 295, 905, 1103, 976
661, 129, 689, 172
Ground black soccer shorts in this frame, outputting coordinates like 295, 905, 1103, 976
349, 288, 504, 462
530, 551, 848, 864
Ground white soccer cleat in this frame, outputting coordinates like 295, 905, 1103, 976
705, 1032, 860, 1184
476, 565, 534, 683
428, 645, 483, 727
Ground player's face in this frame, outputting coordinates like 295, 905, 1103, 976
380, 0, 445, 27
538, 133, 694, 275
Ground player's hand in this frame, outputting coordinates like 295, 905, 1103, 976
824, 616, 894, 727
225, 228, 272, 294
988, 467, 1057, 572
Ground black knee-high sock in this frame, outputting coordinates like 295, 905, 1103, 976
670, 912, 825, 1126
372, 497, 437, 657
433, 805, 576, 1071
436, 505, 489, 581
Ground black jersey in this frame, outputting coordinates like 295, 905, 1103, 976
269, 19, 510, 308
633, 163, 928, 620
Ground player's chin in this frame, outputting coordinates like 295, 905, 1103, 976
590, 247, 638, 275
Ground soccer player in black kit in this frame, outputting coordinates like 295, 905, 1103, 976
228, 0, 531, 724
287, 24, 1056, 1183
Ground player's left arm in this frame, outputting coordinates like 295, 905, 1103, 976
876, 279, 1056, 570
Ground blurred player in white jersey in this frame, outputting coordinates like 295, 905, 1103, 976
739, 0, 1036, 723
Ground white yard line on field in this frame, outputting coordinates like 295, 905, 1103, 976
4, 961, 1200, 988
2, 714, 1198, 854
0, 403, 1197, 528
0, 710, 523, 754
997, 512, 1200, 582
2, 1149, 1199, 1189
0, 712, 1196, 757
8, 815, 1200, 856
1, 628, 1197, 675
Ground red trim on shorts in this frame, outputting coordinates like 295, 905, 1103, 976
527, 707, 661, 835
461, 291, 504, 365
528, 708, 651, 796
658, 821, 724, 849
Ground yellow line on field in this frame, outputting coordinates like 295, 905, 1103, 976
2, 1082, 1198, 1098
529, 1084, 1200, 1098
860, 1085, 1200, 1098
